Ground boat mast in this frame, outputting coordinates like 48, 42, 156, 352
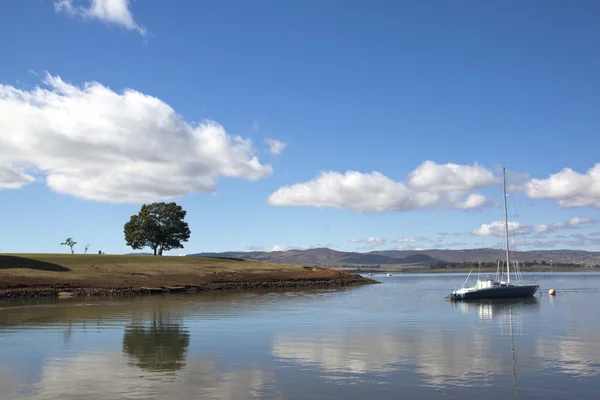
503, 167, 510, 283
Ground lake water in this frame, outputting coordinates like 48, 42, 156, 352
1, 272, 599, 399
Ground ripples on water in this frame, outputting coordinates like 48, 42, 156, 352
1, 272, 600, 399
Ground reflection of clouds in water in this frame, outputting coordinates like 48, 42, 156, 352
272, 332, 407, 374
537, 338, 600, 377
272, 327, 503, 388
0, 366, 24, 399
410, 329, 502, 387
17, 353, 271, 399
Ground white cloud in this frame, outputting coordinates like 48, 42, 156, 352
0, 163, 35, 189
267, 171, 439, 212
267, 161, 496, 212
348, 237, 386, 249
473, 217, 598, 237
268, 171, 435, 212
521, 234, 600, 250
473, 221, 534, 237
0, 73, 272, 203
265, 138, 286, 155
454, 193, 488, 209
247, 244, 310, 252
394, 236, 425, 243
54, 0, 147, 37
407, 161, 497, 191
524, 163, 600, 207
552, 216, 596, 229
391, 236, 466, 250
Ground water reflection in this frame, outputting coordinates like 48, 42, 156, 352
2, 275, 600, 399
536, 335, 600, 377
273, 298, 544, 390
25, 354, 272, 399
273, 327, 504, 388
122, 322, 190, 372
450, 298, 540, 400
451, 297, 541, 321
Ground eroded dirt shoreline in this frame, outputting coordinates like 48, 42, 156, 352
0, 276, 377, 299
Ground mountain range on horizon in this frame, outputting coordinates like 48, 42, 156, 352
186, 247, 600, 267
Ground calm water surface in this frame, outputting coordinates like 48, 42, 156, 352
1, 272, 600, 399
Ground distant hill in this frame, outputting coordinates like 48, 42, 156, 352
189, 247, 600, 267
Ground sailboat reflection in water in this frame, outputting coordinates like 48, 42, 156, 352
449, 167, 539, 300
453, 298, 539, 400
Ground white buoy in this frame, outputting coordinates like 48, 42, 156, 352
549, 289, 556, 296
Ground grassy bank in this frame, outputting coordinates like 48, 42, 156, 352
0, 254, 376, 298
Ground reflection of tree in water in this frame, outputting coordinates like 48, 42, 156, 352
122, 318, 190, 372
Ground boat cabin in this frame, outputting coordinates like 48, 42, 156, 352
475, 279, 499, 289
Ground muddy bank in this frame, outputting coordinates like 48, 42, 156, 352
0, 276, 377, 299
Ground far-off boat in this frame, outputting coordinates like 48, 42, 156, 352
448, 167, 539, 300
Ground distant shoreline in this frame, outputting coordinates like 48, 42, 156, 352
337, 266, 600, 274
0, 254, 377, 299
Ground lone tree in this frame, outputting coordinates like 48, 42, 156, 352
61, 238, 77, 254
124, 202, 191, 256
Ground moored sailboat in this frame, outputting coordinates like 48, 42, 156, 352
448, 167, 539, 300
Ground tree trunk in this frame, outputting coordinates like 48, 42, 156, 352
153, 246, 157, 256
158, 245, 163, 256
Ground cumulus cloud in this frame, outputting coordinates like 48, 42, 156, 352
524, 163, 600, 207
348, 237, 386, 249
0, 164, 35, 189
265, 138, 286, 155
473, 217, 598, 237
268, 171, 438, 212
0, 73, 272, 203
54, 0, 147, 36
473, 221, 524, 236
267, 161, 497, 212
407, 160, 498, 191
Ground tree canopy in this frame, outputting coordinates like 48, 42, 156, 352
124, 202, 191, 256
61, 238, 77, 254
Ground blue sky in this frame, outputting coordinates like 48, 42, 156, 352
1, 0, 599, 255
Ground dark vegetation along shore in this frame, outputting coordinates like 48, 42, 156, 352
0, 254, 377, 299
